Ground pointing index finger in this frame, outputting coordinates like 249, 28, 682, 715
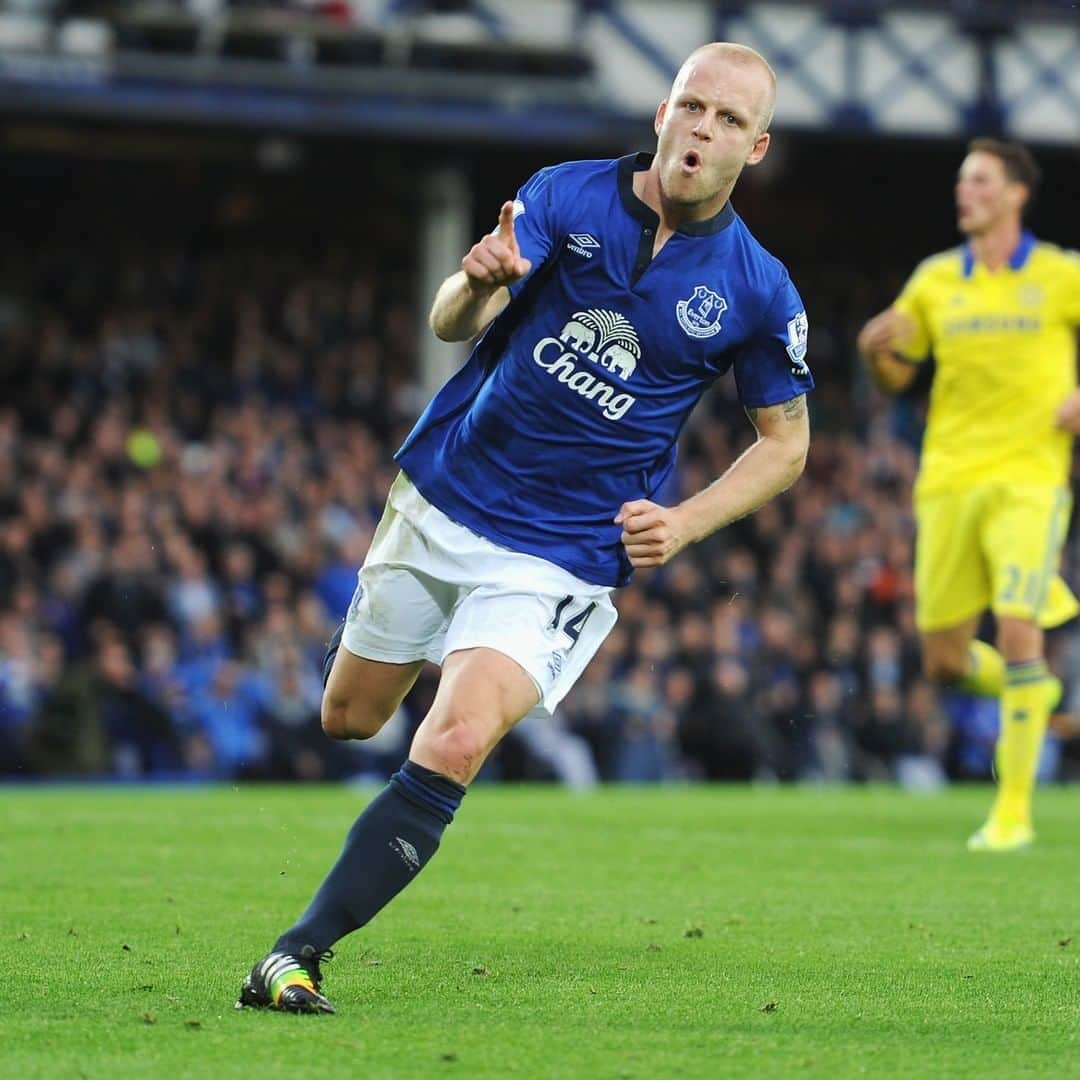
497, 201, 518, 249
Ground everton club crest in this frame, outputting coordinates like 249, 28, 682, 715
676, 285, 727, 339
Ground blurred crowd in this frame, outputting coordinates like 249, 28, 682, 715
1, 241, 1078, 789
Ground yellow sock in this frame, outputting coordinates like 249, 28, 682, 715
957, 640, 1005, 697
992, 660, 1051, 829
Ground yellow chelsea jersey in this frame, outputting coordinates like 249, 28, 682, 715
894, 233, 1080, 495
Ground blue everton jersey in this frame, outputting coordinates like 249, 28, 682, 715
396, 152, 813, 587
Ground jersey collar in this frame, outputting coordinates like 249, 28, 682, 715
961, 229, 1035, 278
617, 152, 735, 236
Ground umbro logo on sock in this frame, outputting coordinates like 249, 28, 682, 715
390, 836, 420, 872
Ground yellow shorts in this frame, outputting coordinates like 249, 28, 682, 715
914, 484, 1077, 632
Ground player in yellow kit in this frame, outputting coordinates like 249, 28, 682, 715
858, 138, 1080, 852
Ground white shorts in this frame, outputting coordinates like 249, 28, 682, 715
341, 472, 617, 716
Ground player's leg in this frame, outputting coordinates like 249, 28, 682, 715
989, 614, 1045, 826
920, 617, 981, 687
410, 645, 541, 783
915, 488, 998, 691
321, 617, 346, 688
260, 647, 537, 976
321, 642, 425, 741
239, 486, 452, 1013
968, 486, 1073, 852
260, 583, 614, 960
240, 574, 614, 1014
237, 651, 430, 1014
322, 584, 616, 931
242, 649, 536, 1015
965, 614, 1045, 852
240, 473, 617, 1013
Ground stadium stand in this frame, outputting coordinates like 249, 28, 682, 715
0, 0, 1077, 787
0, 142, 1076, 786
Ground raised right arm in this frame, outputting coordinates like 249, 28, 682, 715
429, 201, 531, 342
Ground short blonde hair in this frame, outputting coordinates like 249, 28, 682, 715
675, 42, 777, 134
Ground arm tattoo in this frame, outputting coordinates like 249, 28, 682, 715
745, 396, 805, 425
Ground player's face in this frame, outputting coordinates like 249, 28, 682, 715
653, 56, 771, 212
955, 151, 1024, 237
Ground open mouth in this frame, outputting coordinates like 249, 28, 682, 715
680, 150, 702, 174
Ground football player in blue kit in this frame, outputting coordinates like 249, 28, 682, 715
238, 41, 813, 1014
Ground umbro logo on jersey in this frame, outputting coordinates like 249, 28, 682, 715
567, 233, 600, 258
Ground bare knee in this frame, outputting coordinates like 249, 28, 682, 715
409, 649, 539, 784
320, 693, 388, 741
321, 655, 422, 740
411, 710, 492, 785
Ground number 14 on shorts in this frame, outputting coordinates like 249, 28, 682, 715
548, 596, 597, 647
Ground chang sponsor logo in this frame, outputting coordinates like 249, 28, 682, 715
532, 309, 640, 421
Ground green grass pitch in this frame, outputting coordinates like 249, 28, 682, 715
3, 784, 1078, 1078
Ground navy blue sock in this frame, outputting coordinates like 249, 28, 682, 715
275, 760, 465, 954
322, 620, 345, 688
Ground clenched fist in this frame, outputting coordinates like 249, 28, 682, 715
615, 500, 691, 568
